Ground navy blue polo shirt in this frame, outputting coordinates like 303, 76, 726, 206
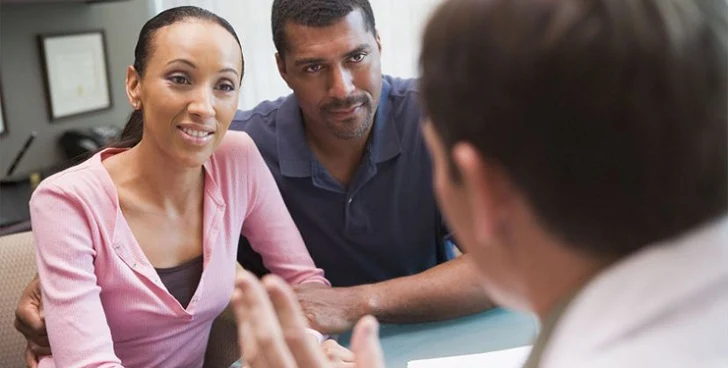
231, 75, 454, 287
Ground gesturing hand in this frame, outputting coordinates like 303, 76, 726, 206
231, 271, 385, 368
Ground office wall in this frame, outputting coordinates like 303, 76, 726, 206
0, 0, 154, 177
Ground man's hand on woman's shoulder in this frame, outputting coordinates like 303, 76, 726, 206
14, 275, 50, 368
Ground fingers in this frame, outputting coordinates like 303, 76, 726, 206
321, 340, 355, 363
329, 361, 356, 368
28, 341, 51, 357
20, 276, 45, 368
232, 289, 268, 368
351, 316, 384, 368
322, 339, 356, 368
231, 301, 256, 366
30, 277, 43, 305
232, 271, 297, 368
14, 301, 49, 349
264, 275, 330, 368
16, 278, 46, 330
24, 344, 39, 368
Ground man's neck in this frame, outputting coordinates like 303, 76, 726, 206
305, 122, 373, 187
524, 240, 618, 321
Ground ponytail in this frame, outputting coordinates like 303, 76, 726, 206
109, 110, 143, 148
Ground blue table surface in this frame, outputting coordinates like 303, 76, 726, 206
228, 308, 539, 368
337, 308, 540, 368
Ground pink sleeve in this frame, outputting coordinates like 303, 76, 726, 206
30, 184, 124, 368
240, 137, 330, 287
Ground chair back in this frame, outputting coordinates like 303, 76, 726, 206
0, 232, 36, 368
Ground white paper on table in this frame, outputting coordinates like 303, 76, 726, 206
407, 345, 532, 368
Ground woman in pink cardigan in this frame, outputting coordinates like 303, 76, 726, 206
29, 6, 329, 368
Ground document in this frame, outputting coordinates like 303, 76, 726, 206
407, 345, 532, 368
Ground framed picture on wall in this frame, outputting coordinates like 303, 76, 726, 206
38, 30, 113, 121
0, 78, 6, 136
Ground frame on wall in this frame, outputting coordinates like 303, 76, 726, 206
0, 78, 6, 136
38, 30, 113, 121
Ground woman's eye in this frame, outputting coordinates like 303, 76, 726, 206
169, 75, 190, 84
217, 83, 235, 92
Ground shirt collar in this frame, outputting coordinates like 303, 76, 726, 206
276, 77, 401, 178
276, 94, 312, 177
544, 215, 728, 359
368, 78, 401, 164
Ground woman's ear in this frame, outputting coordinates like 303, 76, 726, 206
126, 65, 142, 110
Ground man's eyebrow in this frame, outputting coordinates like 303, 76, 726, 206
294, 57, 327, 67
345, 44, 371, 57
293, 44, 373, 67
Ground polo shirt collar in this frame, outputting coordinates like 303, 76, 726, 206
276, 77, 401, 178
368, 78, 401, 164
276, 94, 312, 178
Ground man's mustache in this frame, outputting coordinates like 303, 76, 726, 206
322, 95, 371, 111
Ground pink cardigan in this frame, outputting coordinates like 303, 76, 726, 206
31, 131, 329, 368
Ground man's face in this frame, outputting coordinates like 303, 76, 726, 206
422, 122, 528, 311
277, 10, 383, 140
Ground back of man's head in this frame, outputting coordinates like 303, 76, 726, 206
421, 0, 728, 256
271, 0, 376, 59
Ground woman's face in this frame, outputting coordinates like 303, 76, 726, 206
127, 20, 243, 168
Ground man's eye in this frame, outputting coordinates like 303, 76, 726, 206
304, 65, 323, 73
350, 53, 367, 63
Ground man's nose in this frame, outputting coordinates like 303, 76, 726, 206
328, 67, 355, 101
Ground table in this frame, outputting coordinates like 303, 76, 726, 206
337, 308, 539, 368
230, 308, 539, 368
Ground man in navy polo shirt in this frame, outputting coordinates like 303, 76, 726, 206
232, 0, 492, 333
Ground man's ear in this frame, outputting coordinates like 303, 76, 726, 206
375, 31, 382, 53
451, 142, 512, 246
275, 53, 292, 88
125, 66, 142, 110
